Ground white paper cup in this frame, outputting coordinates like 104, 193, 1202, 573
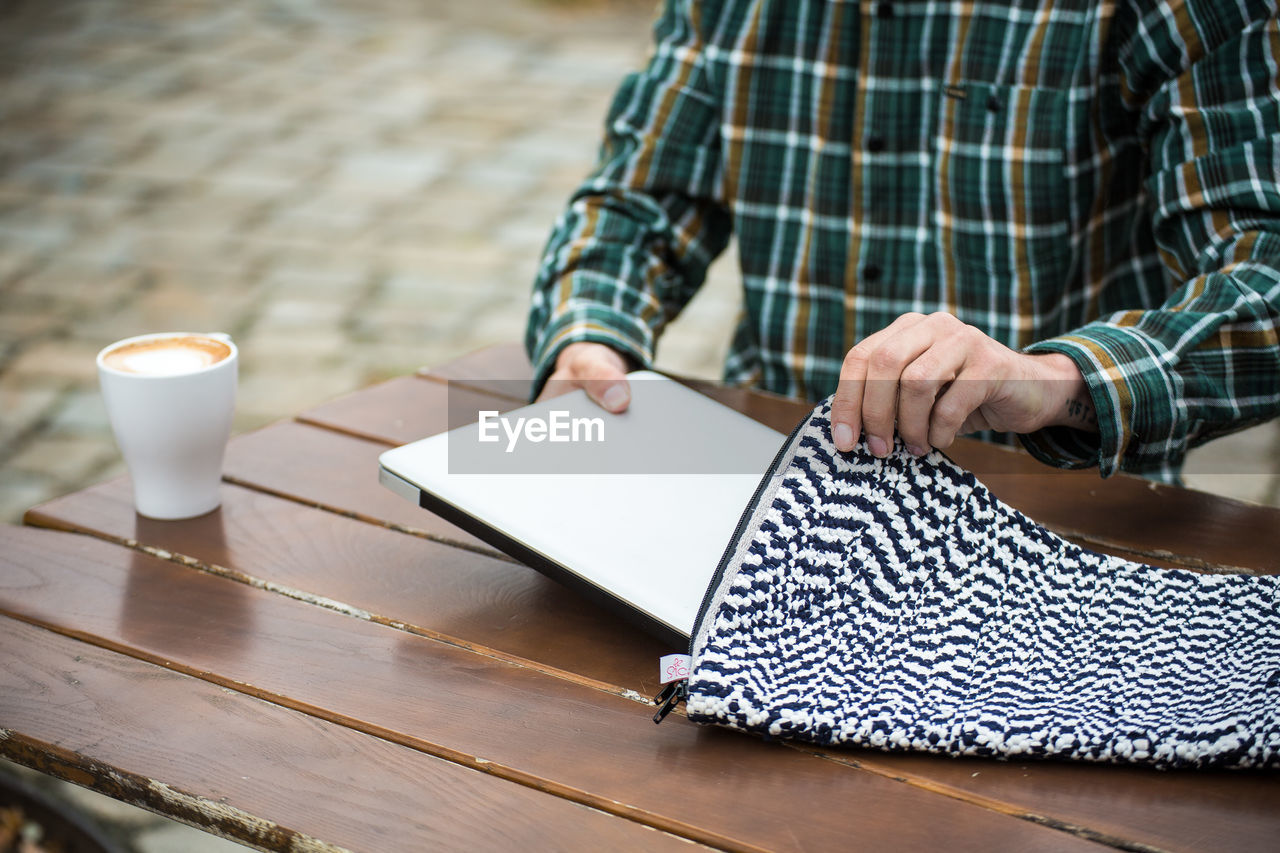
97, 332, 238, 520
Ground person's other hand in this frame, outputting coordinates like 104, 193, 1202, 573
537, 341, 633, 413
829, 312, 1094, 457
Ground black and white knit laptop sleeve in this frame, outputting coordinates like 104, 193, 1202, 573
682, 398, 1280, 769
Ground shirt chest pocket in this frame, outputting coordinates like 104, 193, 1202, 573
933, 82, 1072, 282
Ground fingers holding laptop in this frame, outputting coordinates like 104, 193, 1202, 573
538, 341, 632, 413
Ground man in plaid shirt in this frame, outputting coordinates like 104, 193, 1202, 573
525, 0, 1280, 479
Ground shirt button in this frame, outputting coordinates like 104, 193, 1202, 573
862, 264, 883, 282
866, 135, 886, 152
986, 95, 1002, 112
877, 3, 894, 17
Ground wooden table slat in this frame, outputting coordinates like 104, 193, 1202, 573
956, 448, 1280, 574
0, 596, 693, 851
417, 342, 533, 400
840, 750, 1280, 853
25, 476, 667, 690
297, 375, 523, 448
221, 420, 497, 554
0, 526, 1101, 853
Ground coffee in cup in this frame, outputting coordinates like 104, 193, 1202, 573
97, 332, 238, 520
100, 334, 232, 376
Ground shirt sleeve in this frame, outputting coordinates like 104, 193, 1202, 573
524, 0, 732, 397
1020, 0, 1280, 477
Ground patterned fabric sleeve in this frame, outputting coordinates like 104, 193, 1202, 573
1021, 0, 1280, 478
523, 0, 732, 396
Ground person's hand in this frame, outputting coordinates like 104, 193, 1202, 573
536, 341, 633, 413
829, 312, 1095, 457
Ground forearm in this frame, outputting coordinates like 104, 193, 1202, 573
525, 0, 731, 395
525, 190, 728, 394
1031, 353, 1098, 434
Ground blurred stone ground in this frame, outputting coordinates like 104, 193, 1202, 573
0, 0, 1277, 850
0, 0, 745, 529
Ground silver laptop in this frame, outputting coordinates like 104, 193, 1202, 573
378, 372, 788, 646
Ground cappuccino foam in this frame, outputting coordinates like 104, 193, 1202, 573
103, 335, 232, 376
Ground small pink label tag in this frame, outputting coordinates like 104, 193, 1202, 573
659, 654, 691, 684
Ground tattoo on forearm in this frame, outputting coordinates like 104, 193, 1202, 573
1064, 396, 1097, 429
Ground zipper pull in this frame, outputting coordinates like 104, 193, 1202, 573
653, 679, 687, 724
653, 653, 692, 724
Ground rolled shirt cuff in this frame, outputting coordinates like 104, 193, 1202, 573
1020, 324, 1185, 479
527, 301, 654, 401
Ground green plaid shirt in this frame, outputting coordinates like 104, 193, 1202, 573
526, 0, 1280, 477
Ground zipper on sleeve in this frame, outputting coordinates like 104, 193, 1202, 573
653, 408, 813, 724
652, 679, 687, 723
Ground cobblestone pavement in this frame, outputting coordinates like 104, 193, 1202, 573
0, 0, 1277, 850
0, 0, 746, 528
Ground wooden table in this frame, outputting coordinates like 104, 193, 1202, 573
2, 344, 1277, 852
